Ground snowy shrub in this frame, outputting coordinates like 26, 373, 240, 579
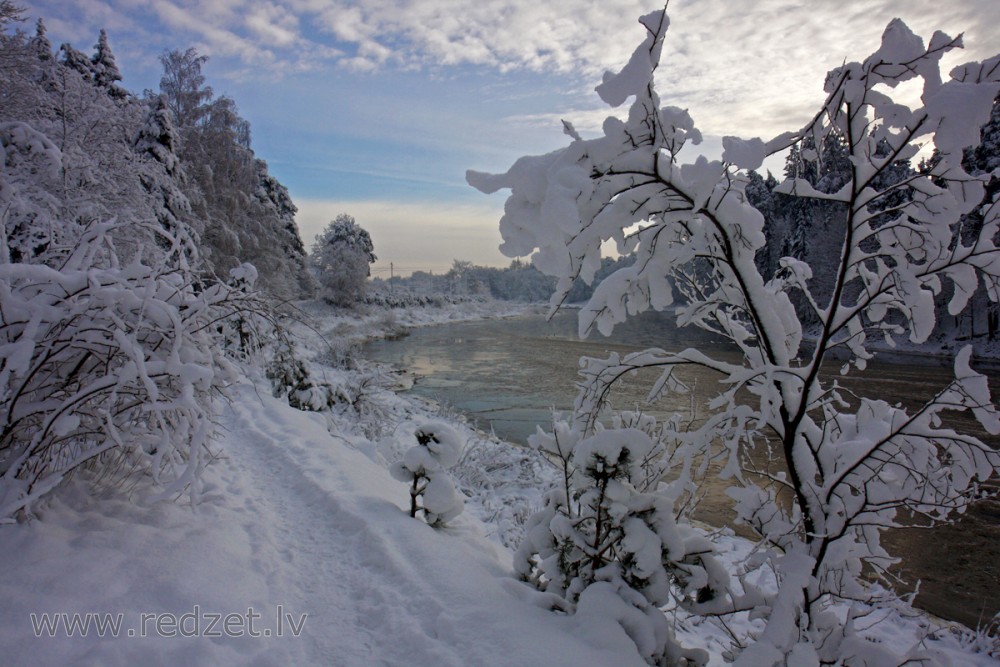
515, 421, 724, 665
265, 338, 343, 412
0, 221, 250, 520
449, 434, 556, 549
471, 8, 1000, 666
219, 262, 265, 358
389, 422, 465, 527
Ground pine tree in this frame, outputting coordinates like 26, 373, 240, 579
30, 18, 51, 61
134, 95, 199, 260
91, 30, 125, 99
0, 0, 21, 26
57, 43, 94, 80
254, 159, 315, 299
390, 423, 466, 527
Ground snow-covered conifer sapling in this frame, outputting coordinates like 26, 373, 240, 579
390, 422, 465, 527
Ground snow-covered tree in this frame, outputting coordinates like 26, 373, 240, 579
516, 417, 725, 666
57, 42, 93, 81
389, 422, 465, 527
0, 216, 255, 520
158, 48, 212, 130
29, 18, 50, 61
0, 1, 22, 26
133, 95, 199, 259
0, 26, 275, 520
252, 158, 316, 300
470, 10, 1000, 665
90, 30, 125, 99
311, 214, 376, 306
1, 30, 178, 250
154, 48, 313, 300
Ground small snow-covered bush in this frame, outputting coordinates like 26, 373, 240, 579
516, 421, 725, 665
266, 337, 344, 412
390, 422, 465, 527
0, 221, 252, 520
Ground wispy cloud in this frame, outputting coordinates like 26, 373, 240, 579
21, 0, 1000, 137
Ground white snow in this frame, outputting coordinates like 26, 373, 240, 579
0, 301, 996, 666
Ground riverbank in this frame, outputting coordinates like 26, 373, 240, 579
361, 305, 1000, 637
2, 299, 994, 665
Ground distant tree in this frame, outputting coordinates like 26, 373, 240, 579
957, 94, 1000, 342
0, 0, 22, 26
311, 214, 376, 306
158, 48, 212, 129
91, 30, 124, 99
29, 18, 50, 60
155, 48, 313, 299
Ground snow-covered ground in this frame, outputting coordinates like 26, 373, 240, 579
1, 300, 997, 666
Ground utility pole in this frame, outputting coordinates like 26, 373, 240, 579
390, 262, 394, 294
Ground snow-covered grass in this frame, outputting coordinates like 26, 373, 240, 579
0, 299, 997, 666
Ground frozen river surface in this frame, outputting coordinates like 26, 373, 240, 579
365, 310, 1000, 628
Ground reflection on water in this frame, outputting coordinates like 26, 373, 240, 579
364, 310, 1000, 627
365, 309, 734, 443
365, 311, 979, 444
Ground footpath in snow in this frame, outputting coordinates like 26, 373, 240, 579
1, 300, 997, 666
0, 378, 651, 666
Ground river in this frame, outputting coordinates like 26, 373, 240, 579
364, 309, 1000, 628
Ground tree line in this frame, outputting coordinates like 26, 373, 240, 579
0, 15, 313, 302
0, 11, 313, 517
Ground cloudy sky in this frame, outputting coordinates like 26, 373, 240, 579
13, 0, 999, 275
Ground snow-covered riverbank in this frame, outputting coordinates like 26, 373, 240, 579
0, 300, 997, 666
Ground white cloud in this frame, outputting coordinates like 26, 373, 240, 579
245, 2, 300, 47
295, 198, 511, 275
25, 0, 999, 136
148, 0, 275, 64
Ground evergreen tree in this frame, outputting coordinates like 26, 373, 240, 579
91, 29, 125, 98
0, 0, 22, 26
57, 42, 93, 80
134, 95, 199, 261
254, 159, 315, 298
30, 18, 50, 61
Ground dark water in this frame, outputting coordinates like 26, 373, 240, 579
364, 310, 1000, 628
365, 309, 735, 443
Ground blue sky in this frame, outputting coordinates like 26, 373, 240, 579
12, 0, 1000, 275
